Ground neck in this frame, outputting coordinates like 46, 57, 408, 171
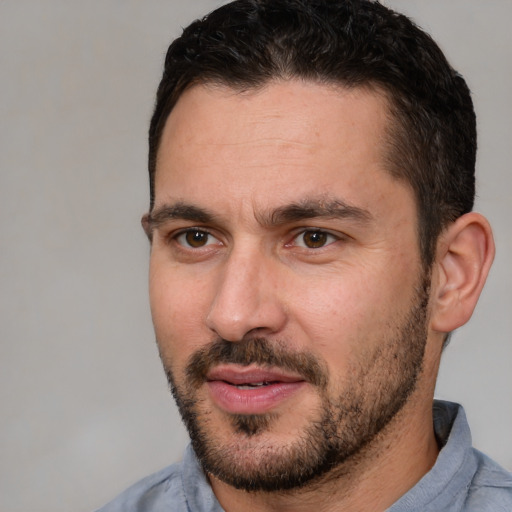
210, 397, 439, 512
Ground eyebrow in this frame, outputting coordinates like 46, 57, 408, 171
148, 197, 372, 231
148, 202, 216, 229
262, 198, 373, 227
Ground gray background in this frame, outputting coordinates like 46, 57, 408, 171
0, 1, 510, 511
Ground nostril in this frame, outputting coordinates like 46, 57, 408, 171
246, 326, 269, 337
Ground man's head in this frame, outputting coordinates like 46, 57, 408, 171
144, 0, 494, 499
148, 0, 477, 268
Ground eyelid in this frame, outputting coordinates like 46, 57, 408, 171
164, 224, 348, 250
171, 227, 222, 249
287, 228, 346, 249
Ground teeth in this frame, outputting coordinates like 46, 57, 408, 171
235, 382, 269, 389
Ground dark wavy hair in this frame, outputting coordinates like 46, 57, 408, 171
148, 0, 476, 267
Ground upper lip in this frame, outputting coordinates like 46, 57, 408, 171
206, 365, 305, 385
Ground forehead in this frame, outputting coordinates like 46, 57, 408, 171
154, 80, 410, 222
157, 80, 390, 162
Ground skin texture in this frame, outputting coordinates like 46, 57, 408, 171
145, 81, 495, 512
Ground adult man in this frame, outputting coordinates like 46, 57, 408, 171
99, 0, 512, 510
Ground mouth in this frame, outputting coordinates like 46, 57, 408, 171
205, 365, 306, 415
232, 382, 276, 389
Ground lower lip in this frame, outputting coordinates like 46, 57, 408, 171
207, 381, 306, 415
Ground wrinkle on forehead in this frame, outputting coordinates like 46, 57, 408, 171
191, 137, 315, 149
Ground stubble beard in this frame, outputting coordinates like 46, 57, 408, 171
161, 275, 431, 493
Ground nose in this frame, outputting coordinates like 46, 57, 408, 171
205, 246, 288, 342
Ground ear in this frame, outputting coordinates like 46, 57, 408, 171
430, 212, 495, 333
141, 212, 152, 242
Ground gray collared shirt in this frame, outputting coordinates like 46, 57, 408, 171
97, 401, 512, 511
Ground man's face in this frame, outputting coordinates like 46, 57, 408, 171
148, 81, 431, 491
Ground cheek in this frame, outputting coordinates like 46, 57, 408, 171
290, 264, 417, 366
292, 280, 373, 361
148, 260, 211, 367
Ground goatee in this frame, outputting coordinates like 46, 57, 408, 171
162, 277, 430, 492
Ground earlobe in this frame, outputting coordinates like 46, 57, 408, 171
430, 212, 495, 333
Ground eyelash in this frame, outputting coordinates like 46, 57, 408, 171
170, 227, 343, 251
172, 228, 221, 249
289, 229, 341, 249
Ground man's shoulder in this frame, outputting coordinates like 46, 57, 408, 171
391, 401, 512, 512
95, 462, 186, 512
95, 444, 221, 512
464, 449, 512, 510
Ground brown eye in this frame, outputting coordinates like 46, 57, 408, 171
186, 230, 208, 247
302, 231, 328, 248
176, 229, 216, 248
293, 229, 342, 249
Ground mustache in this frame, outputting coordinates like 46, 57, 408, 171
185, 337, 328, 389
